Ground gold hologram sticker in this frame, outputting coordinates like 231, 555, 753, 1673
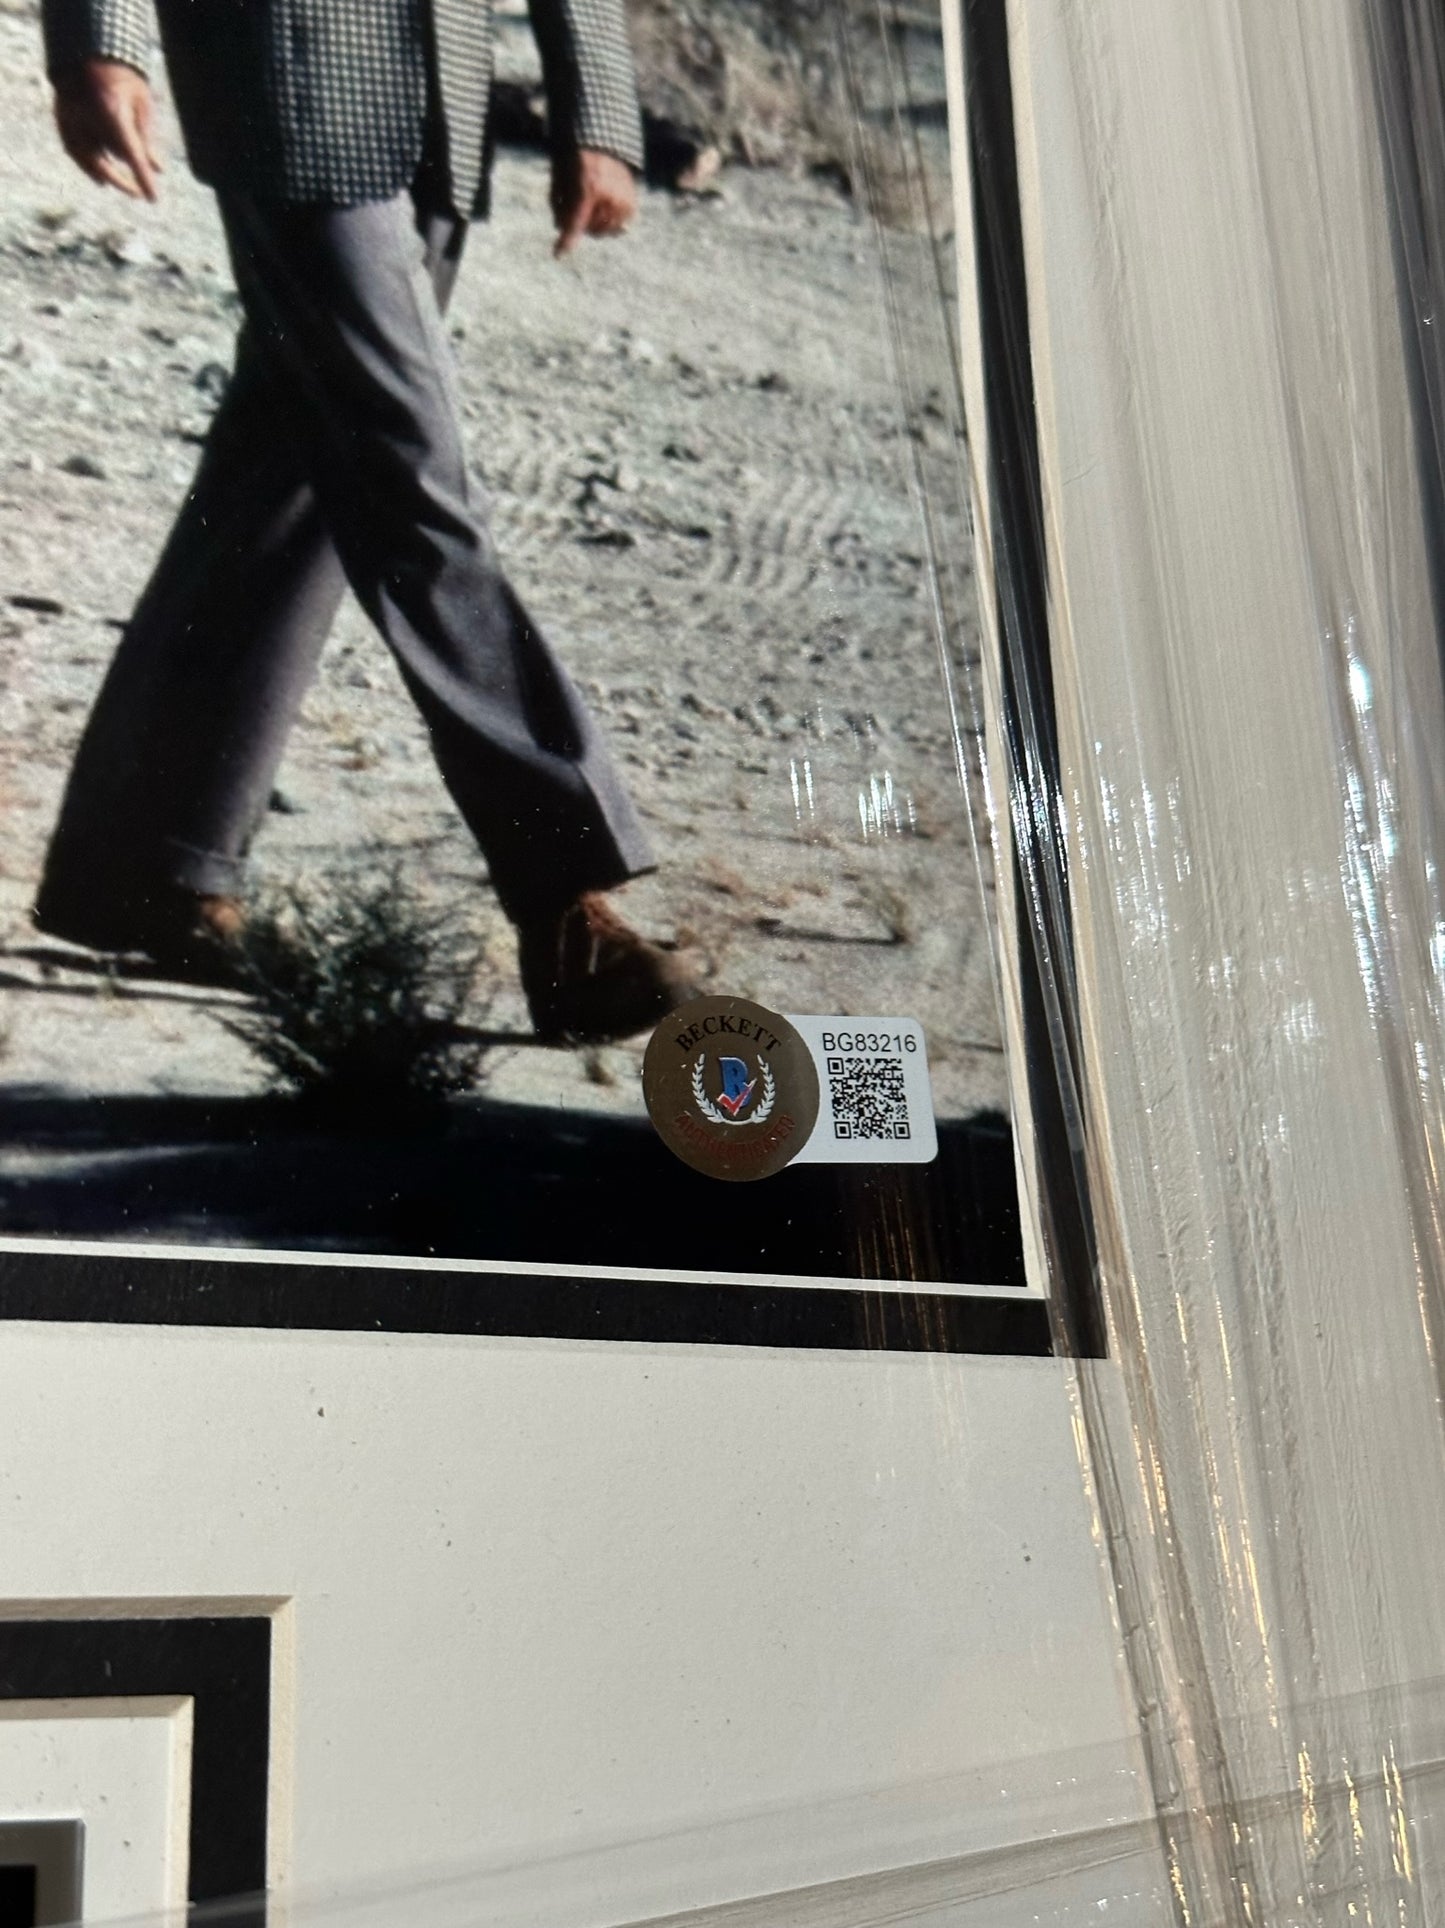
643, 995, 820, 1182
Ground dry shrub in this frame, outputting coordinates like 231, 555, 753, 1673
628, 0, 801, 165
802, 107, 932, 230
628, 0, 936, 221
224, 870, 488, 1113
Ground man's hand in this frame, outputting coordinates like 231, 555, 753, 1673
551, 149, 637, 258
54, 58, 162, 202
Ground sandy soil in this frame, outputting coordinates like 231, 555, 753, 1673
0, 0, 1005, 1139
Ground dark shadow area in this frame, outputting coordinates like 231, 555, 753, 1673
0, 1866, 36, 1928
0, 947, 538, 1043
0, 1088, 1025, 1287
864, 97, 951, 128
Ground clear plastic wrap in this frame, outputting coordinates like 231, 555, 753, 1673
964, 0, 1445, 1920
10, 0, 1445, 1923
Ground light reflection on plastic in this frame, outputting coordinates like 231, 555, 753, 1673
788, 755, 817, 828
857, 769, 918, 840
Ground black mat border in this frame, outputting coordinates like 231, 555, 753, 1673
0, 1616, 270, 1915
962, 0, 1105, 1357
0, 1246, 1050, 1355
0, 1818, 84, 1927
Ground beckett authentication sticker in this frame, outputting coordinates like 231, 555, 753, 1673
789, 1017, 938, 1165
644, 997, 820, 1182
645, 1002, 940, 1178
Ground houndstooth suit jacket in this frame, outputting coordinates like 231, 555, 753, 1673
40, 0, 644, 216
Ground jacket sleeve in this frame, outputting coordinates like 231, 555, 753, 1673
41, 0, 153, 79
527, 0, 645, 171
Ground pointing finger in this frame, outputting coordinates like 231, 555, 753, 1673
89, 149, 145, 199
553, 194, 590, 258
115, 111, 160, 201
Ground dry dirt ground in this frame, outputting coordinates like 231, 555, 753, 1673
0, 3, 1004, 1179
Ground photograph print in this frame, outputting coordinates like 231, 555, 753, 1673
0, 0, 1029, 1309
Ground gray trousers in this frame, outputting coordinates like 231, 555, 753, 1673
36, 174, 653, 931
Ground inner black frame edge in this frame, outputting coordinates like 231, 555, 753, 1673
0, 1616, 270, 1919
0, 1248, 1050, 1354
961, 0, 1107, 1357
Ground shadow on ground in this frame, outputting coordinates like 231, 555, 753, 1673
0, 1087, 1025, 1289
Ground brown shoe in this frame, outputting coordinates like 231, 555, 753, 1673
518, 891, 697, 1044
33, 884, 250, 989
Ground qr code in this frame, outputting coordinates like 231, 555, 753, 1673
827, 1055, 911, 1139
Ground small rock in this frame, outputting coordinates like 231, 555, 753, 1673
676, 146, 724, 194
624, 337, 659, 365
59, 453, 106, 480
578, 527, 636, 549
341, 733, 383, 770
98, 229, 153, 268
662, 440, 701, 462
756, 370, 789, 393
8, 594, 65, 616
680, 692, 728, 722
268, 789, 301, 815
612, 462, 640, 495
193, 361, 230, 401
582, 1047, 616, 1088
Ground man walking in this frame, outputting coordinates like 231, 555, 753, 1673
33, 0, 694, 1042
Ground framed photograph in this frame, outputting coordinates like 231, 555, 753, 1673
0, 0, 1045, 1352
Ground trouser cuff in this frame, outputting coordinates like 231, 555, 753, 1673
160, 835, 248, 898
495, 851, 658, 928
